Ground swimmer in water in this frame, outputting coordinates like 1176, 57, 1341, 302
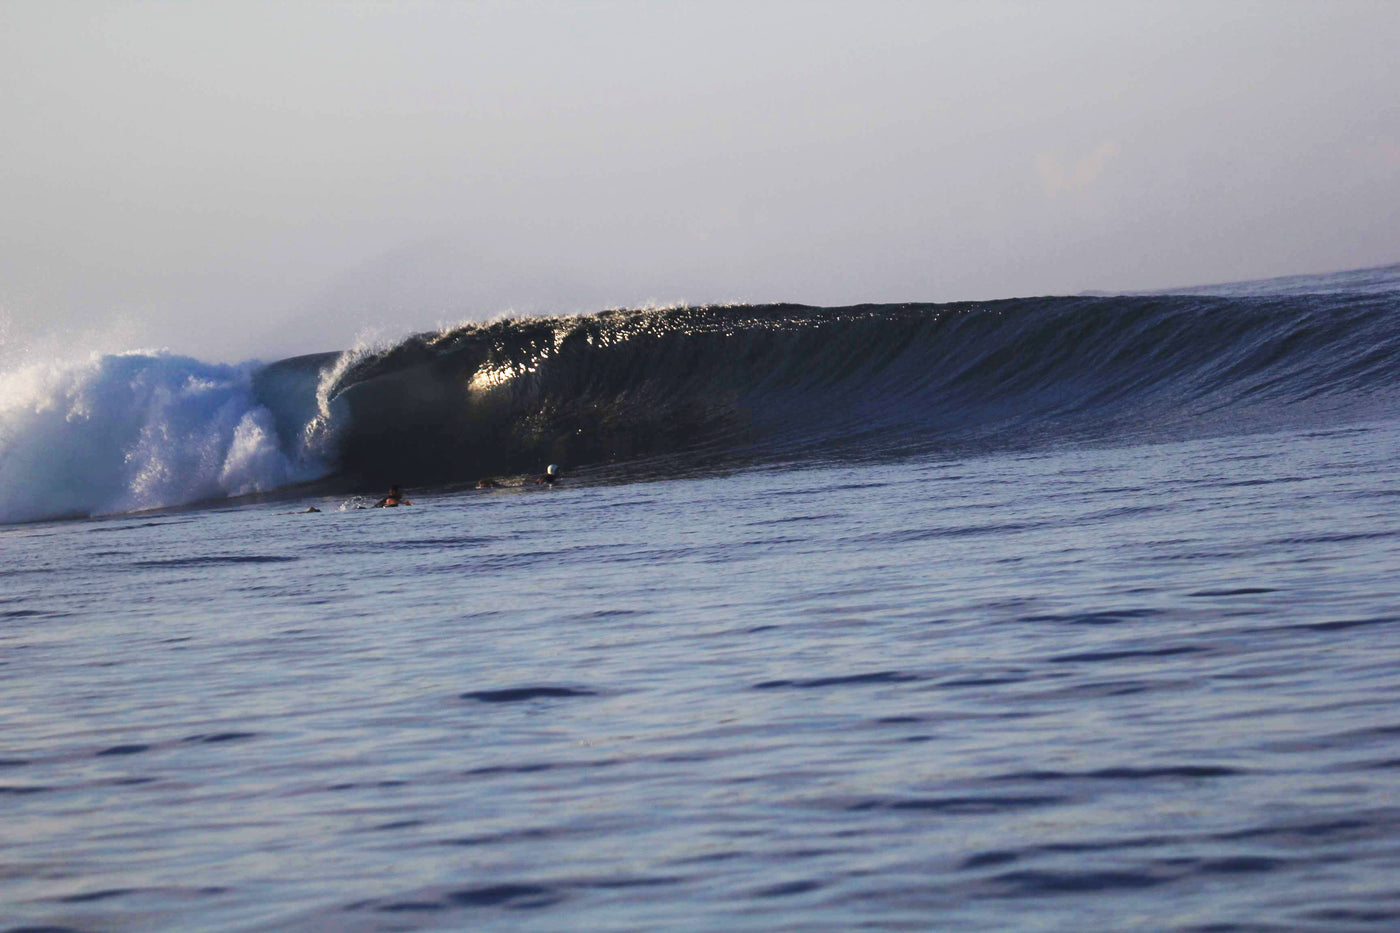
374, 485, 413, 507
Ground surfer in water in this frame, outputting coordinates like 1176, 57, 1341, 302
374, 485, 413, 507
534, 464, 561, 486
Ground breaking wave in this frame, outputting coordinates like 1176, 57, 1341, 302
0, 352, 331, 523
3, 263, 1399, 522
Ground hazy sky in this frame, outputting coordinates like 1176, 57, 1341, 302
2, 1, 1398, 361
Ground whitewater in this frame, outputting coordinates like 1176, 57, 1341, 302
2, 264, 1399, 931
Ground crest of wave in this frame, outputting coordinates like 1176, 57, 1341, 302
299, 332, 396, 458
0, 350, 328, 523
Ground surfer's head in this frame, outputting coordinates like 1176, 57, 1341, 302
389, 485, 402, 497
546, 464, 559, 476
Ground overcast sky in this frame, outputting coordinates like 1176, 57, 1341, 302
2, 1, 1398, 362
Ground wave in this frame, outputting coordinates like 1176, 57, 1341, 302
302, 276, 1400, 486
4, 264, 1399, 522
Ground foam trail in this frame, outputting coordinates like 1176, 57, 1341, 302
0, 351, 329, 523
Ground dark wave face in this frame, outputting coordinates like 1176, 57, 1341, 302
258, 266, 1400, 487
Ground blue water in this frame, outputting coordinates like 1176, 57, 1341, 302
5, 412, 1400, 930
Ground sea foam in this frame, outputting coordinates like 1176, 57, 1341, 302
0, 351, 328, 523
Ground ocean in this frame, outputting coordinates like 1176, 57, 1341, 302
2, 265, 1399, 931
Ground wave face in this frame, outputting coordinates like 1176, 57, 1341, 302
300, 266, 1400, 486
4, 263, 1399, 521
